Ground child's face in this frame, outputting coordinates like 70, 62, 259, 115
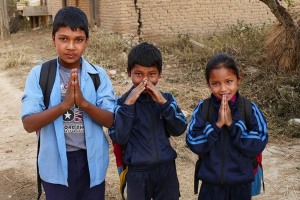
208, 67, 240, 101
128, 64, 161, 88
52, 27, 88, 69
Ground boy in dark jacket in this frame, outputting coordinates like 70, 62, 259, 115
109, 42, 187, 200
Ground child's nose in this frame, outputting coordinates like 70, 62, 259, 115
67, 41, 75, 50
220, 84, 227, 92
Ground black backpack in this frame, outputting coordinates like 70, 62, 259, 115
193, 96, 264, 194
36, 59, 100, 200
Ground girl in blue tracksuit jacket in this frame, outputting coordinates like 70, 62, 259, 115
109, 42, 187, 200
186, 53, 268, 200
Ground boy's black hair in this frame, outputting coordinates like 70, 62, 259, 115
127, 42, 162, 74
52, 6, 89, 38
205, 53, 239, 84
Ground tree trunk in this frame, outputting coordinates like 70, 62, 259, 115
259, 0, 296, 29
260, 0, 300, 72
0, 0, 10, 39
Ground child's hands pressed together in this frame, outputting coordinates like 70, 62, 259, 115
62, 69, 89, 109
216, 95, 232, 128
145, 79, 166, 105
72, 68, 88, 108
62, 70, 76, 110
125, 78, 147, 105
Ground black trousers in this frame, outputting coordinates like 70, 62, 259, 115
41, 150, 105, 200
126, 161, 180, 200
198, 182, 252, 200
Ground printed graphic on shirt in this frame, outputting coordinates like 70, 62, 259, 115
59, 66, 86, 151
61, 83, 85, 134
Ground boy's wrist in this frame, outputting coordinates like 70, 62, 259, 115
60, 101, 72, 112
78, 99, 90, 110
158, 97, 167, 105
124, 99, 135, 105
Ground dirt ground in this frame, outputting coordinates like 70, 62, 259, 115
0, 29, 299, 200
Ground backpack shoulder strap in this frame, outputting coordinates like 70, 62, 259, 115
195, 97, 212, 194
239, 97, 263, 186
88, 63, 101, 91
39, 59, 57, 109
237, 96, 252, 127
38, 58, 57, 200
201, 97, 213, 123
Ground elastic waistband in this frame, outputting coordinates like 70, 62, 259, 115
67, 149, 87, 158
128, 160, 175, 172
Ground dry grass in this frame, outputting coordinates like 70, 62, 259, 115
0, 27, 55, 89
265, 5, 300, 72
84, 30, 129, 71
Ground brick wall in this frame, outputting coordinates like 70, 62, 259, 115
47, 0, 62, 22
99, 0, 137, 33
46, 0, 298, 40
48, 0, 91, 25
99, 0, 279, 40
68, 0, 91, 23
112, 0, 275, 38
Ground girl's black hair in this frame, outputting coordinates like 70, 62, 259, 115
205, 53, 239, 84
52, 6, 89, 38
127, 42, 162, 74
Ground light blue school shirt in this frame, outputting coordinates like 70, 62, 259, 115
21, 57, 115, 187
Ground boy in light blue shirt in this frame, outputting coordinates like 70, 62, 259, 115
21, 6, 115, 200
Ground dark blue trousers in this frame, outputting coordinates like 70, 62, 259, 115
198, 182, 252, 200
126, 161, 180, 200
41, 150, 105, 200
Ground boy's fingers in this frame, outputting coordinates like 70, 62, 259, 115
136, 80, 147, 93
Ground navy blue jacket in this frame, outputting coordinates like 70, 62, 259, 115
186, 93, 268, 185
109, 87, 187, 169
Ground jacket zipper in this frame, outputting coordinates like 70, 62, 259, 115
148, 96, 159, 162
220, 127, 228, 185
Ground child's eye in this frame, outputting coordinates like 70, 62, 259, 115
59, 37, 67, 41
227, 80, 233, 84
211, 82, 219, 86
150, 72, 156, 76
134, 72, 141, 76
76, 38, 84, 42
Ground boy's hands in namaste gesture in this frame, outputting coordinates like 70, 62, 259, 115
216, 95, 233, 128
125, 78, 167, 105
62, 68, 88, 109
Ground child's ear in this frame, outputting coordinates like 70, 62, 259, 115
52, 35, 56, 46
85, 38, 89, 48
127, 71, 131, 77
237, 75, 242, 84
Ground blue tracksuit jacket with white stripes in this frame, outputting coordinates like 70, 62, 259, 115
109, 87, 188, 168
186, 93, 268, 185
